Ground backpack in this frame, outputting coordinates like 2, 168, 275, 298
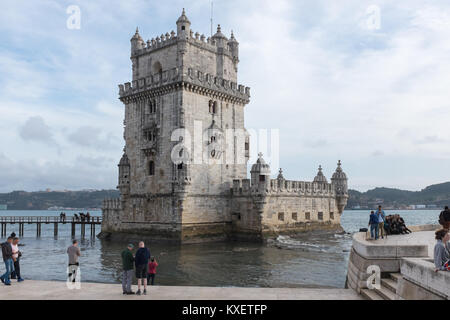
439, 211, 445, 225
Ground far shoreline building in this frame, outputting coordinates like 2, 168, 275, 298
101, 10, 349, 242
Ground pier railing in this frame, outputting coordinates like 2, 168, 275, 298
0, 216, 101, 224
0, 216, 102, 238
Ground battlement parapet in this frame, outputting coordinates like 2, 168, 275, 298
131, 29, 236, 59
231, 179, 336, 197
268, 179, 335, 196
118, 67, 250, 103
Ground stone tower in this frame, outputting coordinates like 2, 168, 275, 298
102, 9, 251, 242
101, 10, 348, 242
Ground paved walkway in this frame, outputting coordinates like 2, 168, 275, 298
356, 230, 436, 257
0, 280, 362, 300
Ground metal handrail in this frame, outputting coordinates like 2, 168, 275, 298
0, 216, 102, 223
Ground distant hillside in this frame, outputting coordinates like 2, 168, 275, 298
0, 190, 120, 210
347, 182, 450, 209
1, 182, 449, 211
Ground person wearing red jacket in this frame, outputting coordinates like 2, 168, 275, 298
147, 257, 158, 285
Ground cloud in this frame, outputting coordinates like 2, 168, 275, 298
67, 125, 119, 150
19, 116, 56, 145
1, 1, 450, 192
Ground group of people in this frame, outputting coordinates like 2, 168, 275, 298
65, 239, 158, 295
73, 212, 91, 222
121, 241, 158, 295
368, 206, 413, 240
0, 233, 24, 285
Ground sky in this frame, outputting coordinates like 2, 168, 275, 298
1, 0, 450, 193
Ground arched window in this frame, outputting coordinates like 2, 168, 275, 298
152, 61, 162, 74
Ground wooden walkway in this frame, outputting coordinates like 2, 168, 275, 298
0, 216, 101, 238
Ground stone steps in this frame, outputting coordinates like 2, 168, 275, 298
374, 285, 396, 300
390, 273, 402, 283
361, 273, 399, 300
381, 278, 397, 293
360, 288, 384, 300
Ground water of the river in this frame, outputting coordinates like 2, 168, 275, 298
0, 209, 440, 288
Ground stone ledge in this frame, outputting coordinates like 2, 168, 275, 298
400, 258, 450, 299
352, 231, 430, 259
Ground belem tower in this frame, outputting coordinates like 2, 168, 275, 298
101, 10, 349, 242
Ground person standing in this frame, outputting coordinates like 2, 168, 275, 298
377, 206, 386, 239
121, 244, 135, 295
67, 240, 81, 283
10, 237, 24, 282
434, 229, 450, 271
0, 237, 14, 285
135, 241, 150, 295
368, 211, 379, 240
147, 257, 158, 286
439, 206, 450, 230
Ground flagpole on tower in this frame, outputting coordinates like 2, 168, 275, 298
210, 0, 214, 37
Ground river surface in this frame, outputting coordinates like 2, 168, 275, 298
0, 209, 440, 288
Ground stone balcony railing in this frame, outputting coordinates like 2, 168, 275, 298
118, 67, 250, 104
231, 179, 337, 197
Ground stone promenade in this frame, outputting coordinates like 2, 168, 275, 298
0, 280, 362, 300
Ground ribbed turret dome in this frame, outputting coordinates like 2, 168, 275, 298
228, 30, 238, 43
251, 153, 271, 175
212, 24, 228, 40
314, 165, 328, 183
131, 27, 143, 41
332, 160, 347, 180
177, 8, 191, 24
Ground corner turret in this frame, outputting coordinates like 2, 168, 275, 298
331, 160, 348, 214
118, 153, 130, 196
176, 8, 191, 40
212, 24, 228, 48
314, 165, 328, 183
250, 153, 271, 189
130, 27, 145, 55
228, 31, 239, 70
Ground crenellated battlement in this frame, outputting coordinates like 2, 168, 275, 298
231, 179, 336, 197
118, 67, 250, 103
131, 29, 236, 58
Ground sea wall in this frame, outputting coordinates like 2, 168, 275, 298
346, 225, 449, 300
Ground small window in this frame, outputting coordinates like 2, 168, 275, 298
177, 163, 183, 170
292, 212, 298, 221
181, 26, 185, 30
245, 142, 249, 151
148, 161, 155, 176
330, 212, 334, 220
318, 212, 323, 221
211, 136, 216, 143
278, 212, 284, 221
305, 212, 311, 220
259, 175, 265, 182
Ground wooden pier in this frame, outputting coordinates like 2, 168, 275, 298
0, 216, 102, 238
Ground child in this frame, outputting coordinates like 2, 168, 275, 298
147, 257, 158, 285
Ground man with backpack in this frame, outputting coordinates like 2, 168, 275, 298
439, 206, 450, 230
